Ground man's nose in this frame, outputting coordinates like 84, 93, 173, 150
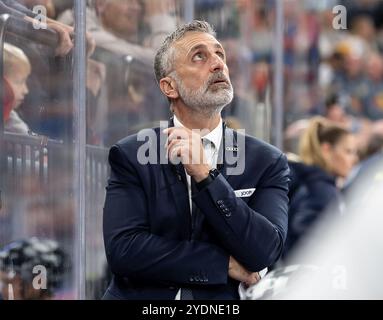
209, 54, 225, 73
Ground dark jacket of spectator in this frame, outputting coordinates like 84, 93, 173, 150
283, 160, 341, 260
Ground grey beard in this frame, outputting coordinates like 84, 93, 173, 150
171, 72, 234, 118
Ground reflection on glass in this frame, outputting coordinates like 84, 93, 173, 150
1, 1, 76, 299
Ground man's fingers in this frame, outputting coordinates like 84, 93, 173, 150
168, 139, 188, 157
169, 144, 181, 161
163, 127, 191, 136
169, 144, 192, 164
164, 127, 190, 142
252, 272, 261, 282
168, 132, 188, 143
246, 272, 261, 286
167, 139, 185, 154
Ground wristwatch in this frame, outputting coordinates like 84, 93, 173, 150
195, 168, 220, 191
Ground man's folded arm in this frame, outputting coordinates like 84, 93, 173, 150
192, 153, 290, 272
103, 145, 229, 286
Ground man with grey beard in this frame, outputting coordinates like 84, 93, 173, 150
102, 20, 290, 300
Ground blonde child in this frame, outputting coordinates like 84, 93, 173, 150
3, 43, 31, 134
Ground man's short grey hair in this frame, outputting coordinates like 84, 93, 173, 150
154, 20, 216, 83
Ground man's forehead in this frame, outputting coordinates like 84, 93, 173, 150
173, 32, 224, 54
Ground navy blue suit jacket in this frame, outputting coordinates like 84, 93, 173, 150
103, 122, 290, 300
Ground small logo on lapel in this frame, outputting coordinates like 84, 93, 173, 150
234, 188, 256, 198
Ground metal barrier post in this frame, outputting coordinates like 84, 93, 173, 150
272, 0, 285, 150
73, 0, 87, 300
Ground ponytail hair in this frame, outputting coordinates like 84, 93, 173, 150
299, 116, 350, 172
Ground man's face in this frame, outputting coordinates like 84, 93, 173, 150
170, 32, 233, 114
5, 64, 30, 110
98, 0, 142, 40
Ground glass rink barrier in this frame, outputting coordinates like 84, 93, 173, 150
0, 0, 382, 301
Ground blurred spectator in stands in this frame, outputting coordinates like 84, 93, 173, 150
318, 50, 345, 93
51, 0, 72, 18
350, 15, 380, 51
317, 4, 348, 92
361, 133, 383, 160
283, 117, 358, 261
58, 0, 176, 64
318, 2, 348, 59
364, 51, 383, 120
250, 2, 274, 63
286, 80, 383, 157
3, 43, 32, 135
95, 0, 143, 43
20, 0, 56, 18
345, 0, 381, 30
195, 0, 241, 40
3, 44, 102, 141
56, 0, 177, 145
276, 0, 321, 119
219, 37, 256, 132
343, 133, 383, 199
324, 93, 373, 155
86, 58, 106, 144
21, 0, 75, 20
0, 0, 74, 56
1, 0, 97, 142
331, 38, 370, 117
0, 238, 68, 300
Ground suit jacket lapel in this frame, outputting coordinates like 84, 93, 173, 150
160, 118, 191, 236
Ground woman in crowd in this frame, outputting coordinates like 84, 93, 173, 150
283, 117, 358, 261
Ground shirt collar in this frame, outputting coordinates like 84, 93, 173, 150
173, 115, 223, 151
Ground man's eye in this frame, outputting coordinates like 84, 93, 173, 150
193, 53, 204, 61
216, 51, 225, 59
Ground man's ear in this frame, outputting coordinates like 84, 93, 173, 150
159, 77, 179, 100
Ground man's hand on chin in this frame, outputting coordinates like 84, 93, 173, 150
164, 127, 211, 182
